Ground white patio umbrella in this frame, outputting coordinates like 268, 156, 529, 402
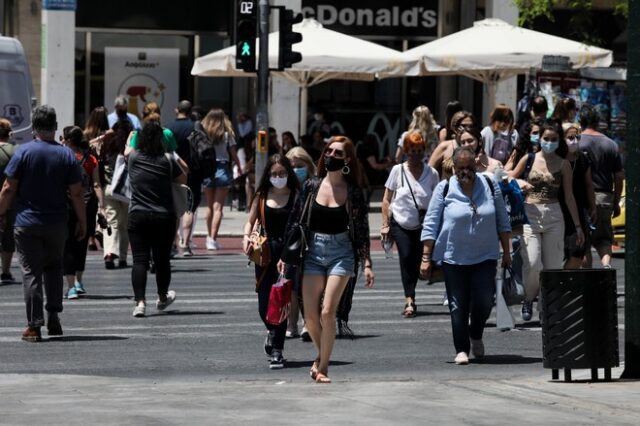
404, 18, 614, 107
191, 19, 413, 134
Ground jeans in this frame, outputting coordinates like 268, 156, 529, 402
15, 224, 68, 328
255, 239, 287, 351
442, 260, 497, 354
390, 219, 422, 299
128, 211, 176, 302
522, 202, 565, 302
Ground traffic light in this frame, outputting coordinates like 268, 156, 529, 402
235, 0, 257, 72
278, 8, 303, 70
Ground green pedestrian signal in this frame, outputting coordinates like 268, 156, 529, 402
241, 42, 251, 56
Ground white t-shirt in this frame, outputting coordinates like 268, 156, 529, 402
385, 163, 439, 230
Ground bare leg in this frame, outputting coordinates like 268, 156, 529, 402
204, 187, 215, 238
302, 275, 326, 357
318, 275, 350, 376
211, 187, 229, 240
564, 257, 583, 269
597, 246, 612, 267
182, 212, 194, 248
288, 290, 300, 334
76, 271, 83, 283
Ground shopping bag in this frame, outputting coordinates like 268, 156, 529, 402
266, 275, 293, 326
108, 154, 131, 203
502, 266, 526, 306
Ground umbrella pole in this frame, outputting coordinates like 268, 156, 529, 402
300, 85, 308, 137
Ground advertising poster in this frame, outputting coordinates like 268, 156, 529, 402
104, 47, 179, 125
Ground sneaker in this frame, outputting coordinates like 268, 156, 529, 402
471, 339, 485, 358
264, 331, 274, 356
1, 272, 15, 283
47, 314, 63, 336
521, 301, 533, 322
74, 281, 86, 294
455, 352, 469, 365
182, 246, 194, 257
300, 327, 311, 342
21, 326, 42, 342
603, 264, 612, 269
66, 287, 79, 300
442, 293, 449, 306
206, 237, 216, 250
118, 260, 128, 269
269, 350, 284, 369
156, 290, 176, 311
285, 327, 299, 339
132, 302, 146, 318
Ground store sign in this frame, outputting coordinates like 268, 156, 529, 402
104, 47, 179, 124
301, 0, 438, 37
42, 0, 77, 11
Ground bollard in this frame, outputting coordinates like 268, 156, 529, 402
540, 269, 619, 382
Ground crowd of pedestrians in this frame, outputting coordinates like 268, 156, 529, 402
0, 95, 624, 381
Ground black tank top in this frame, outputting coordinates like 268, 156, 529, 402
264, 193, 294, 239
309, 200, 349, 234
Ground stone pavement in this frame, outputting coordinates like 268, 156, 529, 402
1, 367, 639, 425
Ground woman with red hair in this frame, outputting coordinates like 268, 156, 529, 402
382, 131, 439, 317
280, 136, 375, 383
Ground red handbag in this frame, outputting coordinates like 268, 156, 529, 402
266, 275, 293, 326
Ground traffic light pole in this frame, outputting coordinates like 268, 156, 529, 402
255, 0, 270, 184
622, 0, 640, 379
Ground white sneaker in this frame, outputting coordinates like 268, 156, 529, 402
455, 352, 469, 365
206, 237, 219, 250
471, 339, 485, 358
133, 302, 146, 318
156, 290, 176, 311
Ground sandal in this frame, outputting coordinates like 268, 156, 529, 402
315, 372, 331, 384
310, 358, 320, 381
403, 303, 417, 318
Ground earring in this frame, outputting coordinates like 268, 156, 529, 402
342, 163, 350, 175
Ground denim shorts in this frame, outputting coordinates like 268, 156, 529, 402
304, 231, 354, 277
203, 161, 232, 188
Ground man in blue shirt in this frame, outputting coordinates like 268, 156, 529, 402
0, 105, 86, 342
107, 95, 142, 130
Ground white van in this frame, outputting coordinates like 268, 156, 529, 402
0, 36, 36, 144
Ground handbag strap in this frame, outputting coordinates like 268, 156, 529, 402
401, 163, 421, 214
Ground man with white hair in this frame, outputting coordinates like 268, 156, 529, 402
107, 95, 142, 130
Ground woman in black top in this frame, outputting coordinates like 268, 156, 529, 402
127, 121, 186, 318
280, 136, 375, 383
242, 154, 299, 369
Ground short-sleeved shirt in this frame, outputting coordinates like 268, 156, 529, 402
107, 111, 141, 130
76, 151, 99, 177
4, 139, 82, 227
385, 163, 439, 230
0, 142, 17, 186
214, 132, 236, 163
481, 126, 519, 160
128, 150, 182, 214
128, 128, 177, 153
166, 118, 194, 160
579, 133, 623, 193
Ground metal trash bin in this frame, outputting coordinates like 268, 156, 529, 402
540, 269, 619, 382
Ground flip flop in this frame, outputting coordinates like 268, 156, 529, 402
310, 358, 320, 381
315, 372, 331, 384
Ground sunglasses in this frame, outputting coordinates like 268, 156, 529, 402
269, 171, 288, 178
325, 148, 345, 159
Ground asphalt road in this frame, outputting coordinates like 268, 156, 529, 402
0, 252, 626, 383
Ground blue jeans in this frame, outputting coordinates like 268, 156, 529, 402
442, 260, 497, 354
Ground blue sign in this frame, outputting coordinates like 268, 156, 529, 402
42, 0, 77, 11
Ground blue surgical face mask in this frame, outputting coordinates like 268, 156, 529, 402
294, 166, 308, 182
530, 134, 540, 145
540, 141, 559, 153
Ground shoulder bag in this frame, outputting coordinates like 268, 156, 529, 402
280, 187, 315, 266
165, 153, 193, 216
400, 164, 427, 225
108, 154, 131, 203
248, 196, 271, 267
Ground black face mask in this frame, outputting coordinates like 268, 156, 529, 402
324, 156, 343, 172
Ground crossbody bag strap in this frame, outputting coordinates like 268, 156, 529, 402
401, 163, 421, 214
259, 195, 267, 233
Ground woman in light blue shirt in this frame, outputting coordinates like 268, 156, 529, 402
420, 146, 511, 365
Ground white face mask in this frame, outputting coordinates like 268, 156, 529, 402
270, 176, 288, 189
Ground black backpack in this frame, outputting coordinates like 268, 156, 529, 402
186, 121, 217, 180
490, 130, 515, 165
